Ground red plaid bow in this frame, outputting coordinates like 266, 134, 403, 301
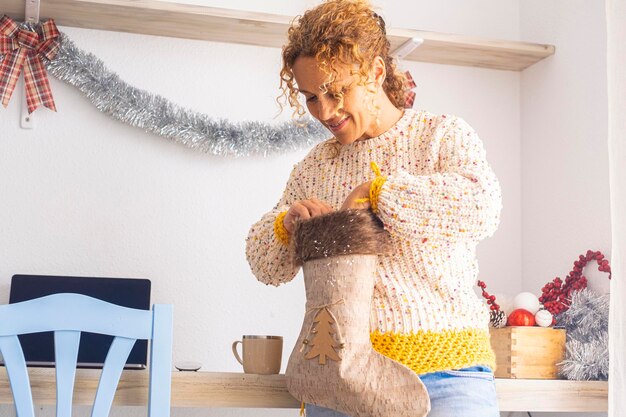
404, 70, 416, 109
0, 15, 60, 113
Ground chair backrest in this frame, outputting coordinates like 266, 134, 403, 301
0, 293, 173, 417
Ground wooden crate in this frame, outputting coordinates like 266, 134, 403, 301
489, 327, 566, 379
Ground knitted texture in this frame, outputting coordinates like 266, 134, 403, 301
246, 108, 502, 372
370, 330, 496, 375
369, 161, 387, 214
274, 211, 290, 245
370, 176, 387, 214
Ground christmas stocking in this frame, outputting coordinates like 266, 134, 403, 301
285, 210, 430, 417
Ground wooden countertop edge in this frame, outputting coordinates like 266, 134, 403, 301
0, 369, 608, 411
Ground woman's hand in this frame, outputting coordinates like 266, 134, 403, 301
283, 198, 334, 234
341, 181, 373, 210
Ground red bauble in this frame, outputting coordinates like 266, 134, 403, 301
506, 309, 536, 326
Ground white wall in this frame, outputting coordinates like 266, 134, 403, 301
2, 0, 610, 415
521, 0, 611, 298
519, 1, 610, 417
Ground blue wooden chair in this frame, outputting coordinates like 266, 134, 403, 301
0, 293, 173, 417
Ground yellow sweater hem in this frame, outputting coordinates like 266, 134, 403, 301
370, 328, 496, 375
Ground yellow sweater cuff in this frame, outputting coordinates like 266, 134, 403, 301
369, 176, 387, 214
274, 211, 290, 246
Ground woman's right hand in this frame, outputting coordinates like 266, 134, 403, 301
283, 198, 334, 234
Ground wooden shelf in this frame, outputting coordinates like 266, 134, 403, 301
2, 0, 555, 71
0, 369, 608, 412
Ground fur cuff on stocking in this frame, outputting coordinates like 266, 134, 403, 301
291, 209, 392, 265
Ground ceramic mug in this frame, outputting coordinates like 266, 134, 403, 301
232, 335, 283, 375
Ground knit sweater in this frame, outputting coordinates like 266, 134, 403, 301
245, 108, 502, 374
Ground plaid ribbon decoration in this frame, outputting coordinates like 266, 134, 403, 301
0, 15, 60, 113
404, 70, 417, 109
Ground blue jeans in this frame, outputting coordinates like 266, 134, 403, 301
304, 366, 500, 417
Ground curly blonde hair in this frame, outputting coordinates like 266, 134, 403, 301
278, 0, 408, 122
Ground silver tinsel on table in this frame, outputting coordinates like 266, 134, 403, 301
3, 26, 328, 157
556, 288, 609, 381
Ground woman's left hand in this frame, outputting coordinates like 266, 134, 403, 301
341, 181, 373, 210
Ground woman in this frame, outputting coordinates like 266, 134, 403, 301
246, 1, 503, 416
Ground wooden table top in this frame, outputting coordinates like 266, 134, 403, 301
0, 368, 609, 412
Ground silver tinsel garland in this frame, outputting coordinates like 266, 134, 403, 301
556, 288, 609, 381
3, 28, 328, 157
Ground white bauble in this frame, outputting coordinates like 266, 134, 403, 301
535, 309, 553, 327
513, 292, 541, 314
493, 292, 514, 316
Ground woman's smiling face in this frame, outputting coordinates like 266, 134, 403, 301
292, 55, 382, 145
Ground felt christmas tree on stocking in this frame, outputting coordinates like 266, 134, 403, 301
285, 210, 430, 417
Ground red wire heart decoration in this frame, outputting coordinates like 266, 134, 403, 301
539, 250, 611, 316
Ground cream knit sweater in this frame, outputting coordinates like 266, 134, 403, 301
246, 108, 502, 373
